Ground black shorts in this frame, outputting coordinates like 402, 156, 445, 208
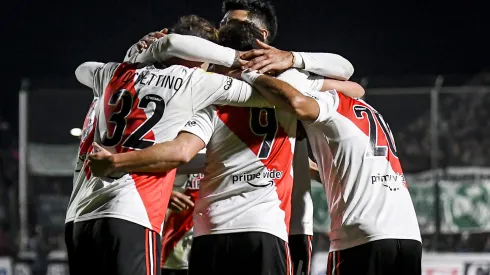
162, 269, 187, 275
326, 239, 422, 275
289, 234, 313, 275
68, 217, 161, 275
188, 232, 292, 275
65, 222, 77, 275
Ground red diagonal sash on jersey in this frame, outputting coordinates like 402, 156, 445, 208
216, 106, 294, 232
335, 93, 405, 185
104, 62, 175, 232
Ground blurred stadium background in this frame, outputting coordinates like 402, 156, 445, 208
1, 73, 489, 275
1, 0, 489, 275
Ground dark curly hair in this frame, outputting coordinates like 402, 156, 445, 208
169, 15, 218, 43
222, 0, 278, 43
218, 19, 264, 51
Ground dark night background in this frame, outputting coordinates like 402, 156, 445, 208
1, 0, 488, 129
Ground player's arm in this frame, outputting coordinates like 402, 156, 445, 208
88, 108, 214, 176
243, 71, 336, 122
277, 69, 364, 98
241, 41, 354, 80
189, 69, 273, 109
74, 62, 105, 89
88, 133, 204, 176
125, 33, 240, 67
321, 79, 364, 98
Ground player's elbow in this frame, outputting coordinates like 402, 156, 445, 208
74, 63, 93, 88
290, 96, 317, 121
162, 34, 179, 54
174, 144, 193, 165
331, 54, 354, 80
351, 82, 365, 98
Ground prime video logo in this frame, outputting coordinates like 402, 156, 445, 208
232, 169, 283, 187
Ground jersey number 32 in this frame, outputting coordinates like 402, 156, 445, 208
102, 89, 165, 150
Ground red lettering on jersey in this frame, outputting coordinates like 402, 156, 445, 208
216, 106, 294, 232
336, 93, 405, 185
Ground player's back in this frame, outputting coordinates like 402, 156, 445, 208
74, 62, 213, 233
189, 104, 297, 242
305, 91, 421, 251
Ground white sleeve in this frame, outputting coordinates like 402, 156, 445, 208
306, 90, 339, 123
124, 43, 140, 62
75, 62, 105, 89
180, 107, 215, 146
189, 69, 273, 111
128, 34, 237, 67
276, 69, 323, 93
292, 52, 354, 80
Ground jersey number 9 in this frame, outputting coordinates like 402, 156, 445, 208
250, 108, 278, 159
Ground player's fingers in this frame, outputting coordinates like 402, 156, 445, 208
87, 153, 100, 161
92, 143, 104, 152
170, 199, 186, 212
168, 202, 181, 212
152, 32, 165, 39
243, 55, 268, 69
137, 41, 147, 52
238, 59, 248, 66
258, 64, 278, 74
161, 28, 169, 34
180, 196, 194, 208
240, 49, 266, 60
256, 39, 274, 50
249, 59, 274, 71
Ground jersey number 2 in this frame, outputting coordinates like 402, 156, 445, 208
250, 108, 278, 159
102, 89, 165, 149
353, 105, 398, 158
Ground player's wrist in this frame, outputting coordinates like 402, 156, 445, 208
232, 51, 242, 68
291, 52, 304, 69
108, 154, 120, 172
241, 69, 263, 85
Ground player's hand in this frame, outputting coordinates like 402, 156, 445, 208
88, 143, 115, 177
136, 28, 168, 52
168, 191, 194, 212
309, 158, 319, 177
240, 40, 294, 74
225, 69, 244, 80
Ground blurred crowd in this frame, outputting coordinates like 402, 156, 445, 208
396, 90, 490, 172
0, 87, 489, 260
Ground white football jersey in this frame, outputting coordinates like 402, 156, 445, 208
181, 69, 322, 241
289, 135, 314, 236
73, 61, 273, 233
304, 90, 421, 251
65, 98, 99, 223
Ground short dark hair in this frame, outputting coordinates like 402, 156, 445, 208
218, 19, 264, 51
169, 15, 218, 43
222, 0, 278, 43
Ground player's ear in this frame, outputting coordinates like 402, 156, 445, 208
260, 28, 269, 43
